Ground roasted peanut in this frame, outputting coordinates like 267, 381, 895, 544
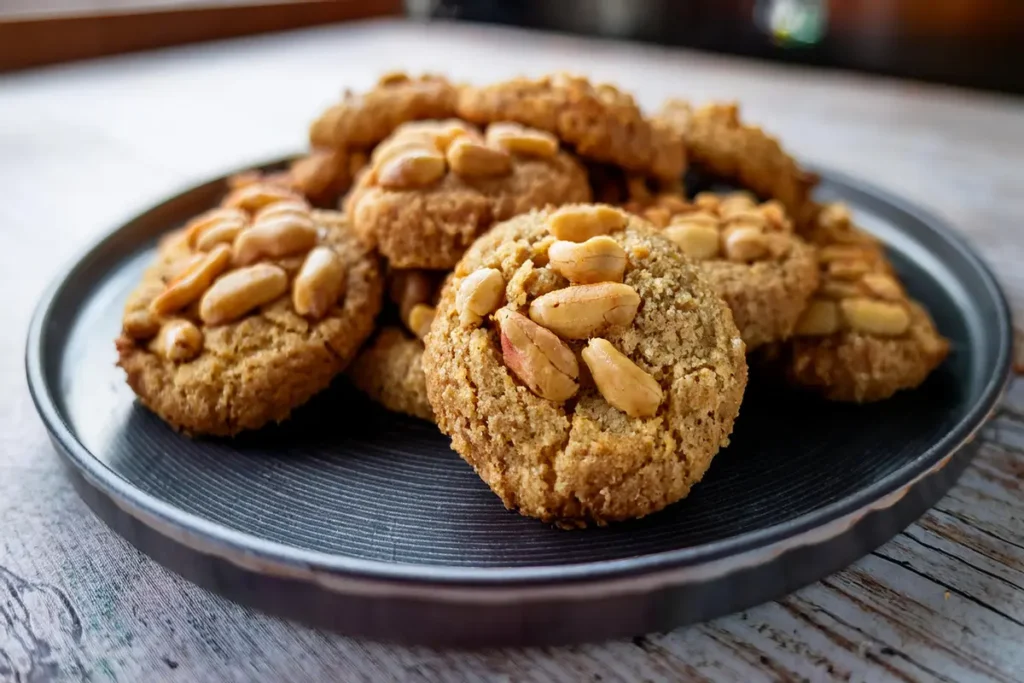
184, 208, 248, 250
123, 310, 161, 340
485, 123, 559, 158
496, 308, 578, 402
232, 211, 318, 266
528, 282, 640, 340
547, 205, 628, 242
818, 244, 877, 263
292, 246, 347, 319
150, 244, 232, 316
446, 138, 512, 177
840, 297, 910, 336
582, 338, 663, 418
456, 268, 505, 326
860, 273, 903, 301
377, 150, 447, 189
723, 226, 769, 262
663, 223, 721, 260
390, 270, 436, 321
222, 183, 302, 213
793, 299, 840, 336
405, 303, 436, 339
151, 319, 204, 361
827, 259, 872, 280
547, 236, 627, 283
819, 279, 863, 300
199, 263, 288, 325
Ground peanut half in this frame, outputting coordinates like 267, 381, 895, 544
185, 208, 248, 250
405, 303, 436, 340
722, 226, 768, 262
151, 319, 204, 362
582, 338, 663, 418
860, 273, 903, 301
663, 222, 720, 260
485, 123, 559, 158
292, 246, 347, 320
377, 150, 447, 189
446, 138, 512, 178
150, 244, 232, 316
793, 299, 839, 336
232, 210, 318, 266
528, 282, 640, 340
390, 270, 436, 321
496, 308, 578, 402
547, 206, 628, 242
839, 298, 910, 337
199, 263, 288, 325
222, 183, 302, 213
456, 268, 505, 326
547, 236, 627, 284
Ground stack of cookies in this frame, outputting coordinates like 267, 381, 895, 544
116, 72, 949, 527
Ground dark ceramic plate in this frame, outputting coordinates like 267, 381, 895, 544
26, 161, 1012, 647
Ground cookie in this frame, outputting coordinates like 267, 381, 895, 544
309, 72, 458, 151
116, 190, 383, 436
656, 100, 819, 228
626, 191, 819, 350
422, 205, 748, 526
346, 119, 592, 269
456, 73, 685, 181
348, 269, 446, 421
768, 203, 949, 402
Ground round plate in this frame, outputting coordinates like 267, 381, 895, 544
26, 162, 1012, 647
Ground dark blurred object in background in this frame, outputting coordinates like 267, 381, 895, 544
411, 0, 1024, 94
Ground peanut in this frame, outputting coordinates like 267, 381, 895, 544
496, 308, 578, 402
446, 138, 512, 177
390, 270, 436, 321
184, 208, 248, 249
123, 310, 161, 340
828, 259, 871, 280
253, 199, 311, 223
222, 183, 302, 213
151, 319, 204, 362
582, 338, 663, 418
793, 299, 839, 336
860, 273, 903, 301
547, 205, 628, 242
150, 244, 232, 316
839, 298, 911, 336
456, 268, 505, 326
485, 123, 559, 158
818, 244, 877, 263
819, 279, 862, 300
528, 282, 640, 340
547, 236, 627, 283
405, 303, 436, 339
663, 223, 721, 260
232, 210, 318, 266
199, 263, 288, 325
723, 226, 768, 262
292, 246, 347, 319
377, 150, 447, 189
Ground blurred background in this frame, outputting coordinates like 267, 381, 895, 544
2, 0, 1023, 93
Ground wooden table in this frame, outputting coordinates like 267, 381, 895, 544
2, 18, 1023, 682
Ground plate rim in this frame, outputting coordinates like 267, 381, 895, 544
25, 159, 1014, 593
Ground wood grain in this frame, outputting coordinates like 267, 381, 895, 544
1, 18, 1023, 682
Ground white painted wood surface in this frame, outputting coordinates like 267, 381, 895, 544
1, 19, 1022, 682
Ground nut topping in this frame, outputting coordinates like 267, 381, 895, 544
547, 205, 628, 242
150, 244, 232, 316
232, 208, 318, 266
199, 263, 288, 325
446, 138, 512, 177
839, 298, 910, 337
582, 338, 663, 418
377, 150, 447, 189
485, 123, 559, 158
151, 319, 204, 362
456, 268, 505, 326
496, 309, 579, 402
528, 282, 640, 340
405, 303, 436, 339
663, 223, 720, 260
793, 299, 840, 336
547, 236, 627, 284
292, 246, 347, 319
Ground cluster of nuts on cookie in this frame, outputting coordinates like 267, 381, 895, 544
627, 191, 795, 264
454, 206, 664, 418
121, 184, 349, 362
794, 204, 911, 338
388, 270, 443, 341
367, 120, 561, 190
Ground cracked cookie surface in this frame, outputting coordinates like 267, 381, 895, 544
456, 73, 685, 181
117, 194, 382, 436
626, 191, 819, 350
422, 206, 747, 526
346, 119, 592, 269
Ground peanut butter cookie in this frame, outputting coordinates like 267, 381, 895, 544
346, 119, 592, 269
656, 100, 818, 228
422, 205, 747, 526
116, 188, 383, 436
626, 191, 819, 350
766, 203, 949, 402
456, 73, 685, 181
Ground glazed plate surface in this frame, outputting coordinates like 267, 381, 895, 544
26, 162, 1012, 646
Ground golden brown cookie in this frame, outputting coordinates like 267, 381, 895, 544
768, 203, 949, 402
423, 205, 748, 526
625, 191, 819, 350
349, 327, 433, 422
346, 119, 592, 269
656, 100, 818, 228
309, 72, 458, 151
116, 191, 383, 436
456, 73, 685, 181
